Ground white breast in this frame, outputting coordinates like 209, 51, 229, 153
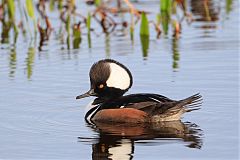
106, 63, 131, 90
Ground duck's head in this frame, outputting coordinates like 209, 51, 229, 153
76, 59, 133, 101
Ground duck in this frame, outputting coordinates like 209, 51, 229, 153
76, 59, 202, 124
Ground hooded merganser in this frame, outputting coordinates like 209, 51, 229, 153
76, 59, 202, 124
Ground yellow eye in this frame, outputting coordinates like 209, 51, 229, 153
98, 84, 104, 89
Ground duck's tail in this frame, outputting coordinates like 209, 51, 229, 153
178, 93, 203, 112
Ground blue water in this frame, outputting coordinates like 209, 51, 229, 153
0, 0, 239, 159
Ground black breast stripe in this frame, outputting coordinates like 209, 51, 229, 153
85, 105, 101, 124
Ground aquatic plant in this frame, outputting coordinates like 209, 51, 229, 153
140, 12, 149, 59
0, 0, 234, 50
0, 0, 234, 79
0, 1, 171, 46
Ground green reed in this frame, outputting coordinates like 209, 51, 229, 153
140, 12, 149, 59
0, 0, 234, 50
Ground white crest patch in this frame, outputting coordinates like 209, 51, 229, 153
106, 63, 131, 90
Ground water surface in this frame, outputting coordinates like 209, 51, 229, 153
0, 0, 239, 159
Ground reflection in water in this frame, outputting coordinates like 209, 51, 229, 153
172, 37, 180, 71
88, 32, 92, 49
79, 121, 203, 160
140, 35, 149, 59
67, 35, 71, 50
105, 34, 111, 58
9, 49, 17, 78
25, 47, 35, 79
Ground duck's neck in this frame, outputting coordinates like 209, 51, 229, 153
92, 94, 125, 105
